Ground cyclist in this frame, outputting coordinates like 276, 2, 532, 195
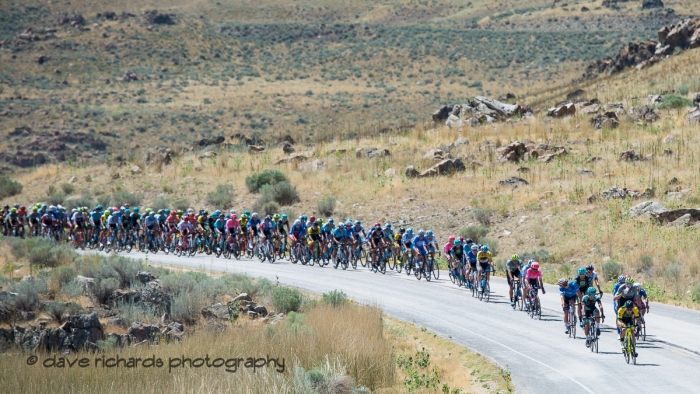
449, 238, 466, 282
581, 287, 604, 348
425, 230, 438, 263
143, 211, 158, 244
574, 267, 592, 326
321, 219, 334, 256
276, 214, 290, 252
368, 223, 385, 272
401, 228, 414, 264
247, 212, 262, 248
617, 299, 640, 357
71, 208, 87, 244
225, 213, 241, 249
130, 207, 142, 238
289, 219, 305, 248
586, 264, 603, 295
331, 222, 349, 262
27, 206, 41, 236
476, 245, 493, 292
612, 276, 626, 311
524, 261, 545, 305
466, 244, 479, 289
613, 277, 637, 314
382, 223, 396, 256
412, 230, 430, 274
506, 254, 523, 306
177, 216, 194, 251
307, 221, 323, 260
558, 278, 581, 334
444, 235, 455, 262
634, 282, 650, 317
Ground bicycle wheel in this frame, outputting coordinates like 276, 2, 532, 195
484, 281, 490, 302
641, 318, 646, 342
432, 260, 439, 280
591, 323, 599, 354
395, 258, 403, 273
386, 250, 395, 270
449, 268, 456, 284
359, 247, 367, 268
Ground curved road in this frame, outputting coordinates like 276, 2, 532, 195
111, 251, 700, 393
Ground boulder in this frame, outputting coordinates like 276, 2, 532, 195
143, 146, 174, 166
656, 209, 700, 224
405, 165, 420, 178
137, 271, 156, 284
142, 10, 174, 25
108, 285, 171, 315
130, 165, 142, 174
496, 141, 527, 163
619, 149, 642, 161
547, 103, 576, 117
282, 142, 295, 154
248, 145, 265, 153
473, 96, 522, 119
274, 151, 313, 164
590, 112, 619, 129
642, 0, 664, 9
432, 105, 452, 122
201, 303, 230, 320
686, 107, 700, 124
602, 186, 641, 200
252, 305, 268, 317
418, 159, 466, 177
423, 149, 448, 161
539, 148, 568, 163
107, 317, 127, 327
647, 94, 663, 106
232, 293, 251, 303
628, 201, 668, 218
668, 213, 692, 227
127, 322, 160, 343
498, 177, 529, 187
356, 147, 390, 159
631, 105, 660, 123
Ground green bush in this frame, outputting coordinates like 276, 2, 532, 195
602, 261, 622, 280
10, 280, 48, 312
253, 199, 280, 217
691, 282, 700, 302
660, 94, 693, 109
0, 175, 23, 199
28, 242, 73, 268
317, 196, 336, 217
480, 237, 499, 256
107, 256, 141, 288
45, 301, 68, 322
245, 169, 288, 192
51, 266, 78, 290
678, 85, 690, 96
92, 278, 119, 304
60, 182, 76, 194
639, 255, 654, 271
207, 184, 234, 207
152, 196, 170, 211
46, 193, 66, 206
459, 225, 489, 244
170, 291, 203, 325
260, 181, 300, 206
664, 265, 682, 281
173, 197, 190, 212
322, 290, 348, 307
272, 286, 302, 313
519, 249, 553, 264
473, 208, 493, 226
111, 190, 143, 207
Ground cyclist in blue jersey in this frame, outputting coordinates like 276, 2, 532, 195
412, 230, 429, 274
558, 278, 582, 334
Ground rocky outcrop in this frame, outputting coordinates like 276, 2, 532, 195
642, 0, 664, 9
143, 146, 174, 166
201, 303, 231, 320
547, 103, 576, 117
628, 201, 668, 218
417, 158, 466, 177
602, 186, 641, 200
496, 142, 527, 163
108, 283, 171, 315
142, 10, 174, 25
437, 96, 530, 127
590, 112, 619, 129
11, 313, 103, 353
355, 147, 390, 159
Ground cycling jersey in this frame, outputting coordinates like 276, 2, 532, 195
559, 281, 579, 298
214, 218, 225, 230
505, 259, 522, 273
617, 306, 639, 321
443, 242, 453, 255
332, 227, 348, 241
248, 217, 261, 228
225, 218, 240, 229
178, 220, 193, 232
450, 245, 464, 259
574, 275, 592, 294
277, 219, 289, 231
401, 233, 413, 245
477, 251, 492, 264
466, 250, 478, 266
308, 226, 321, 235
382, 228, 394, 241
581, 294, 602, 311
412, 235, 428, 254
291, 223, 305, 237
614, 284, 636, 303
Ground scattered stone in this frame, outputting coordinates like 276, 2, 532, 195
628, 201, 669, 218
668, 177, 680, 185
423, 149, 449, 161
642, 0, 664, 9
686, 107, 700, 124
108, 285, 171, 315
590, 111, 619, 129
418, 159, 466, 177
107, 317, 127, 327
602, 186, 641, 200
282, 142, 295, 154
631, 105, 660, 123
232, 293, 251, 303
120, 70, 138, 82
657, 209, 700, 225
499, 177, 529, 187
587, 194, 597, 203
248, 145, 265, 153
647, 94, 663, 106
496, 141, 527, 163
586, 157, 603, 163
384, 168, 396, 176
432, 105, 452, 122
142, 10, 174, 25
247, 311, 259, 319
547, 103, 576, 117
137, 271, 156, 284
356, 147, 390, 159
130, 165, 142, 174
201, 303, 230, 321
68, 176, 77, 183
143, 146, 174, 166
516, 166, 529, 172
577, 168, 595, 176
127, 322, 160, 343
274, 151, 313, 164
539, 148, 568, 163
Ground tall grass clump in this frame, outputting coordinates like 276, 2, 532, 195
206, 184, 234, 207
459, 225, 489, 243
245, 169, 287, 192
317, 196, 336, 217
322, 290, 347, 307
0, 175, 23, 198
660, 94, 693, 109
273, 287, 302, 313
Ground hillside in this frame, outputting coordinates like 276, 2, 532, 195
1, 0, 698, 169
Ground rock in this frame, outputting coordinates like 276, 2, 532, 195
547, 103, 576, 117
405, 165, 420, 178
566, 89, 586, 100
586, 157, 603, 163
668, 177, 680, 185
470, 161, 484, 170
418, 158, 466, 177
499, 177, 529, 187
252, 306, 268, 317
130, 165, 142, 174
137, 271, 156, 284
539, 148, 568, 163
587, 194, 597, 203
248, 145, 265, 153
496, 141, 527, 163
686, 107, 700, 124
516, 166, 529, 172
36, 54, 48, 65
668, 213, 691, 227
579, 103, 600, 115
602, 186, 641, 200
120, 70, 138, 82
274, 151, 313, 164
631, 105, 660, 123
656, 209, 700, 224
642, 0, 664, 9
647, 94, 663, 106
107, 317, 127, 327
127, 322, 160, 343
368, 148, 391, 159
0, 328, 14, 352
108, 285, 171, 315
423, 149, 448, 161
142, 10, 174, 25
472, 96, 522, 119
619, 150, 642, 161
277, 135, 295, 145
384, 168, 396, 176
590, 111, 619, 129
143, 146, 174, 166
282, 142, 295, 154
68, 176, 77, 183
247, 311, 259, 319
327, 148, 348, 155
628, 201, 668, 218
106, 332, 131, 348
663, 135, 676, 144
232, 293, 251, 303
432, 105, 452, 122
580, 40, 657, 80
297, 159, 326, 172
577, 168, 595, 176
664, 148, 673, 155
201, 303, 230, 320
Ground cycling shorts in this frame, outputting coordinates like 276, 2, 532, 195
618, 317, 634, 326
403, 241, 412, 249
309, 233, 321, 242
278, 228, 287, 235
292, 232, 304, 240
227, 228, 238, 236
147, 224, 156, 231
510, 269, 521, 278
562, 295, 577, 311
263, 229, 273, 239
109, 223, 117, 230
478, 262, 490, 271
584, 308, 599, 318
633, 298, 644, 308
249, 227, 259, 236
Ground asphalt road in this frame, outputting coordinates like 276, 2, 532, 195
106, 251, 700, 393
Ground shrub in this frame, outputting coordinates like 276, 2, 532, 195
28, 242, 73, 268
253, 199, 280, 217
660, 94, 693, 109
152, 196, 170, 211
97, 194, 111, 209
170, 291, 203, 325
245, 169, 288, 192
173, 197, 190, 212
678, 85, 690, 95
60, 280, 85, 298
107, 256, 141, 288
520, 249, 552, 264
46, 193, 66, 206
459, 225, 489, 243
473, 208, 493, 226
480, 237, 499, 256
0, 175, 23, 199
50, 266, 77, 290
92, 278, 119, 304
64, 195, 95, 211
691, 282, 700, 302
272, 286, 302, 313
10, 280, 48, 311
45, 301, 68, 322
639, 255, 654, 271
602, 261, 622, 280
317, 196, 336, 217
60, 182, 76, 194
322, 290, 348, 307
664, 264, 682, 282
260, 181, 300, 205
111, 190, 142, 207
207, 184, 234, 207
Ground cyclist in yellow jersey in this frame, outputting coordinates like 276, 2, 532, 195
476, 245, 494, 290
617, 300, 639, 356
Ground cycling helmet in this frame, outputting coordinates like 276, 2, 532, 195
294, 219, 301, 225
448, 235, 456, 242
149, 212, 155, 217
385, 223, 391, 229
252, 212, 259, 218
481, 245, 489, 252
134, 207, 140, 213
407, 228, 413, 233
317, 218, 324, 225
344, 221, 352, 226
188, 212, 195, 217
124, 203, 130, 208
375, 222, 381, 228
164, 209, 171, 215
586, 287, 597, 295
426, 230, 433, 236
531, 262, 540, 270
229, 209, 236, 215
577, 267, 586, 275
244, 210, 250, 216
459, 236, 465, 242
418, 230, 425, 236
527, 259, 535, 266
170, 211, 177, 216
471, 244, 478, 251
265, 215, 271, 221
511, 254, 520, 261
211, 212, 219, 219
124, 209, 130, 214
633, 282, 641, 288
309, 216, 316, 222
19, 205, 25, 210
625, 277, 634, 285
97, 205, 103, 210
273, 214, 280, 220
302, 215, 308, 222
557, 278, 567, 286
32, 207, 38, 212
624, 300, 634, 309
617, 275, 626, 284
231, 214, 237, 220
465, 238, 473, 244
13, 203, 19, 208
327, 217, 333, 224
49, 205, 57, 211
2, 205, 8, 210
79, 208, 85, 213
454, 239, 461, 246
586, 264, 594, 271
10, 208, 17, 213
354, 220, 361, 226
